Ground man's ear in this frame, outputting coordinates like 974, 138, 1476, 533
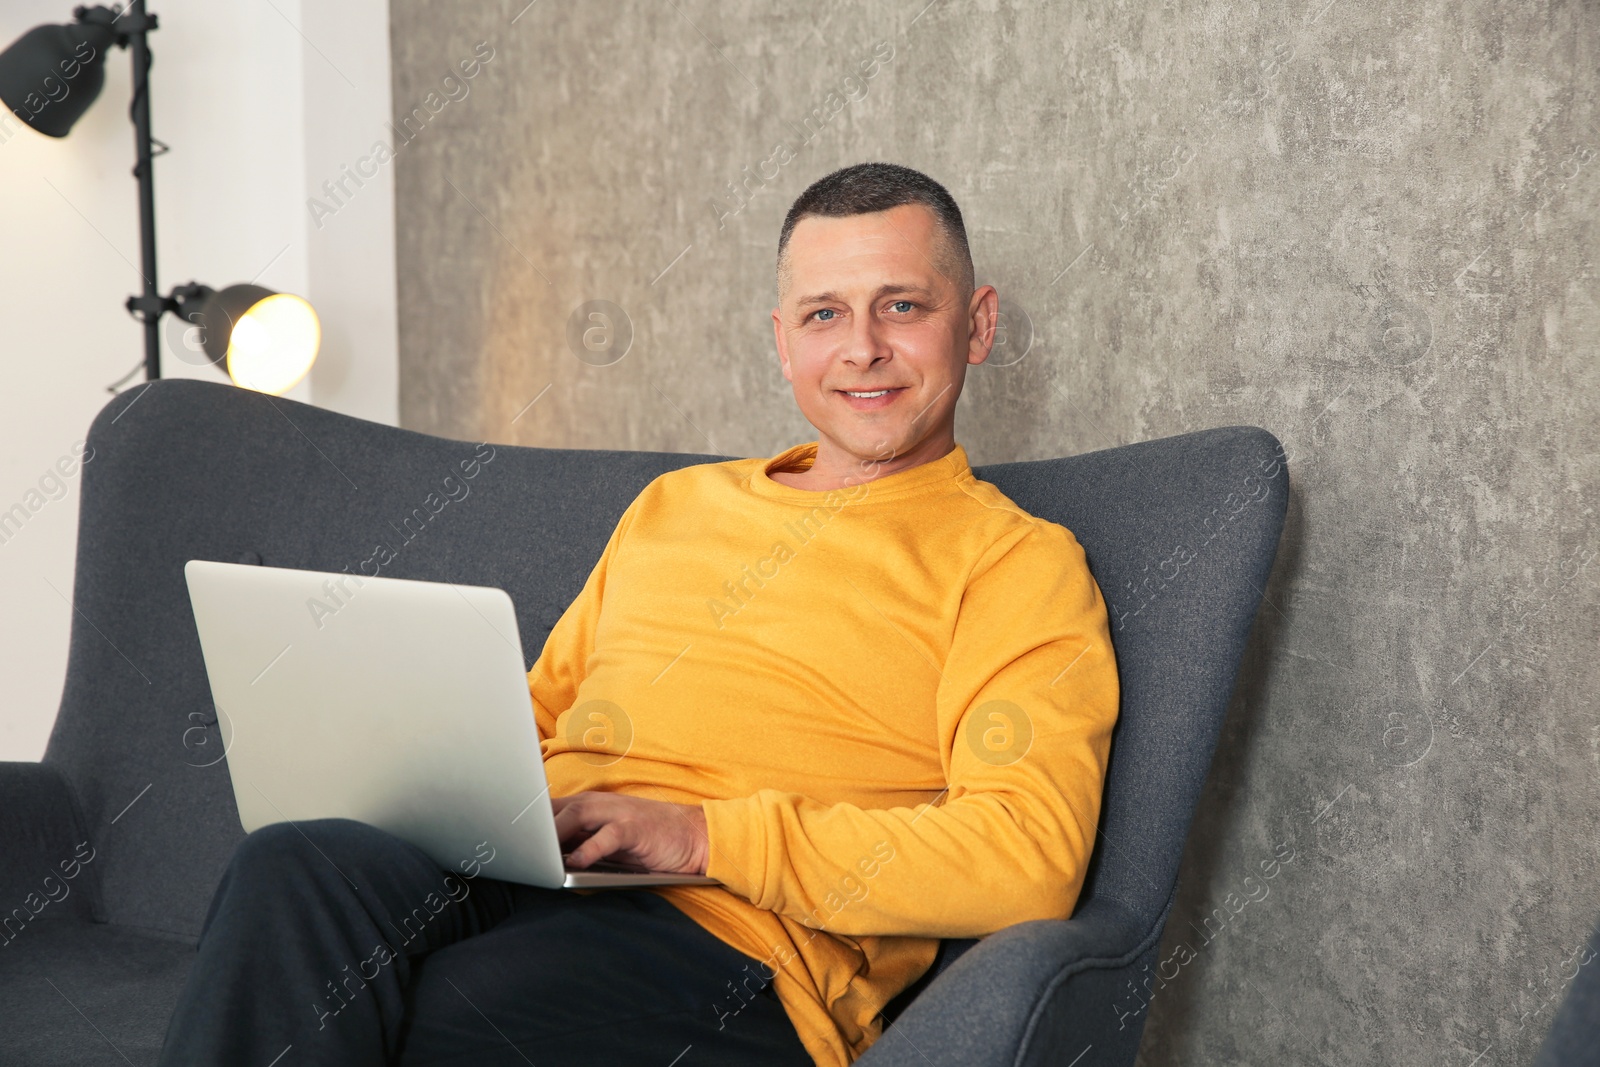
772, 308, 794, 383
967, 285, 1000, 366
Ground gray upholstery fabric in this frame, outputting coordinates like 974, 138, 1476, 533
867, 898, 1157, 1066
0, 761, 102, 927
0, 922, 192, 1066
3, 379, 1288, 1065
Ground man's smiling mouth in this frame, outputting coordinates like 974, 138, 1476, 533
835, 387, 907, 409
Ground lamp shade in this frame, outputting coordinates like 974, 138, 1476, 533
0, 21, 115, 138
175, 283, 321, 395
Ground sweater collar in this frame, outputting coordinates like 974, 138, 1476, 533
748, 441, 972, 504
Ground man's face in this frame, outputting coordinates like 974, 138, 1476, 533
772, 203, 997, 474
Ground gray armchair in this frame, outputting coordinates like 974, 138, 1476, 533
0, 379, 1287, 1065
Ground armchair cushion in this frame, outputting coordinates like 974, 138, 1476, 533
0, 921, 190, 1066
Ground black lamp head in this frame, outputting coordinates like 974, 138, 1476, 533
171, 282, 321, 394
0, 7, 121, 138
172, 283, 270, 365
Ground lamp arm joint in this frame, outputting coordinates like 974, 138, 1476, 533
124, 292, 177, 322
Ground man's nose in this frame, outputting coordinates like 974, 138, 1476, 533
841, 313, 892, 366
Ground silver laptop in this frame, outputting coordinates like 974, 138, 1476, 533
183, 559, 718, 890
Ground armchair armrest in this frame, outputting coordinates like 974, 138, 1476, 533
0, 762, 103, 930
858, 897, 1165, 1067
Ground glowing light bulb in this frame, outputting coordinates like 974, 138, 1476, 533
225, 293, 321, 395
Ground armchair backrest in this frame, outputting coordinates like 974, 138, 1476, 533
47, 380, 1283, 940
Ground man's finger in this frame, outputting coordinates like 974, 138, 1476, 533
550, 790, 600, 816
552, 792, 608, 844
566, 821, 625, 869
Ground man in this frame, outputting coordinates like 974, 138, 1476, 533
156, 162, 1119, 1067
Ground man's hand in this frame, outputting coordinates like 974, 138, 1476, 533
551, 792, 710, 875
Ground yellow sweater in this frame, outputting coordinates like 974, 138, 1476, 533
526, 440, 1119, 1065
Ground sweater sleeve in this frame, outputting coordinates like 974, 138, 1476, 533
700, 520, 1120, 939
526, 493, 643, 743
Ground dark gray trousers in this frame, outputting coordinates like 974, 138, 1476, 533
155, 817, 815, 1066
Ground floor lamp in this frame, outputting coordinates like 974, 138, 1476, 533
0, 1, 321, 394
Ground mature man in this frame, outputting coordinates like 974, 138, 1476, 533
156, 162, 1119, 1067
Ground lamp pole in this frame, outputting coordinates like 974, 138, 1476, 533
128, 0, 160, 382
113, 0, 165, 381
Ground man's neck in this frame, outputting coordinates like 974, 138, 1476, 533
770, 432, 958, 491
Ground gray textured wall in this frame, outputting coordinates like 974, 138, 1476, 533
389, 2, 1599, 1062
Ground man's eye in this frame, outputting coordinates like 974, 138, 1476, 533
890, 300, 914, 313
812, 308, 837, 322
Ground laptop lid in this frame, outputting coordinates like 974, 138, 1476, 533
183, 559, 715, 890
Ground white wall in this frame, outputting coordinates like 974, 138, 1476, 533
0, 0, 397, 761
302, 0, 400, 424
